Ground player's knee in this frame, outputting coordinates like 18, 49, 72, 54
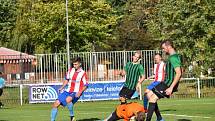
66, 96, 72, 103
52, 100, 60, 108
148, 94, 158, 103
145, 89, 150, 94
146, 91, 153, 98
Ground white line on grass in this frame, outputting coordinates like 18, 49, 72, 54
20, 112, 212, 120
163, 113, 211, 119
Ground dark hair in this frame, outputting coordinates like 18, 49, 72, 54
160, 40, 174, 48
134, 50, 142, 58
71, 57, 82, 63
135, 111, 145, 121
154, 53, 162, 57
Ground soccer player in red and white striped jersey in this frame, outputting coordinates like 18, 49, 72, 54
64, 66, 88, 93
51, 57, 88, 121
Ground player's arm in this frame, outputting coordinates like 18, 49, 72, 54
165, 56, 182, 95
76, 73, 89, 97
119, 63, 129, 77
58, 79, 69, 92
76, 85, 88, 98
165, 67, 181, 95
147, 75, 155, 80
138, 75, 145, 84
136, 65, 146, 91
59, 69, 71, 92
120, 70, 126, 77
137, 65, 146, 84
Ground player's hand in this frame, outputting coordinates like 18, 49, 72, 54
58, 88, 63, 93
165, 87, 173, 95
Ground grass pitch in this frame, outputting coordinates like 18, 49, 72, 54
0, 98, 215, 121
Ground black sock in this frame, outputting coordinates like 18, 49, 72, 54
70, 116, 74, 121
146, 102, 156, 121
155, 103, 162, 120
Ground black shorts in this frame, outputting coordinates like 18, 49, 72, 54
152, 82, 170, 99
119, 86, 135, 99
107, 110, 121, 121
0, 88, 3, 96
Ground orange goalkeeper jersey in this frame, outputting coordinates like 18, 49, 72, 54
116, 102, 145, 121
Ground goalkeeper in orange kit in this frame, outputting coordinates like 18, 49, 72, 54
105, 102, 146, 121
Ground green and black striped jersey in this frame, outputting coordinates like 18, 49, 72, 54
124, 62, 144, 90
164, 53, 182, 90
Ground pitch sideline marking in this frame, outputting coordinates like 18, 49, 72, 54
20, 112, 212, 119
163, 113, 211, 119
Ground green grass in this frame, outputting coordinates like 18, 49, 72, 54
0, 98, 215, 121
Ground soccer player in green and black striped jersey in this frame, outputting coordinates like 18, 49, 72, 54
119, 51, 146, 104
145, 40, 182, 121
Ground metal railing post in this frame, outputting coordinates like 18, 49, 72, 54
197, 78, 201, 98
20, 84, 23, 106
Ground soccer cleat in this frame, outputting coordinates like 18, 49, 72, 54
71, 117, 76, 121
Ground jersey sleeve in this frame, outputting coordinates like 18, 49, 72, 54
82, 72, 89, 87
170, 55, 182, 69
124, 62, 130, 72
65, 68, 72, 80
138, 64, 145, 76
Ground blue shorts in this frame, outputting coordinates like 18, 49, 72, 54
57, 91, 79, 106
147, 81, 161, 90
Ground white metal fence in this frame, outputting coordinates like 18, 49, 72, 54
1, 50, 215, 105
0, 50, 161, 84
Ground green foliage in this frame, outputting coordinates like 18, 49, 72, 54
146, 0, 215, 76
0, 0, 16, 47
109, 0, 157, 50
11, 0, 118, 53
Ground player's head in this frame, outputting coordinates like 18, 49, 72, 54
160, 40, 175, 54
72, 57, 82, 70
154, 53, 162, 64
132, 51, 141, 63
135, 111, 145, 121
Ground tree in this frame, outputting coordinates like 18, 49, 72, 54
109, 0, 157, 50
146, 0, 215, 76
12, 0, 118, 53
0, 0, 16, 47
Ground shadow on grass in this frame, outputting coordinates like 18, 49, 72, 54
160, 109, 177, 112
77, 118, 101, 121
0, 120, 9, 121
0, 108, 10, 110
177, 119, 192, 121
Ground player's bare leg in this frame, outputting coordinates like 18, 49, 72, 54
66, 96, 75, 121
51, 100, 61, 121
146, 91, 163, 121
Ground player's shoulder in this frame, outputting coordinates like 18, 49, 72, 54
126, 62, 132, 65
169, 53, 181, 61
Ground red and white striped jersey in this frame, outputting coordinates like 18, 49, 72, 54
154, 61, 165, 82
65, 67, 88, 93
